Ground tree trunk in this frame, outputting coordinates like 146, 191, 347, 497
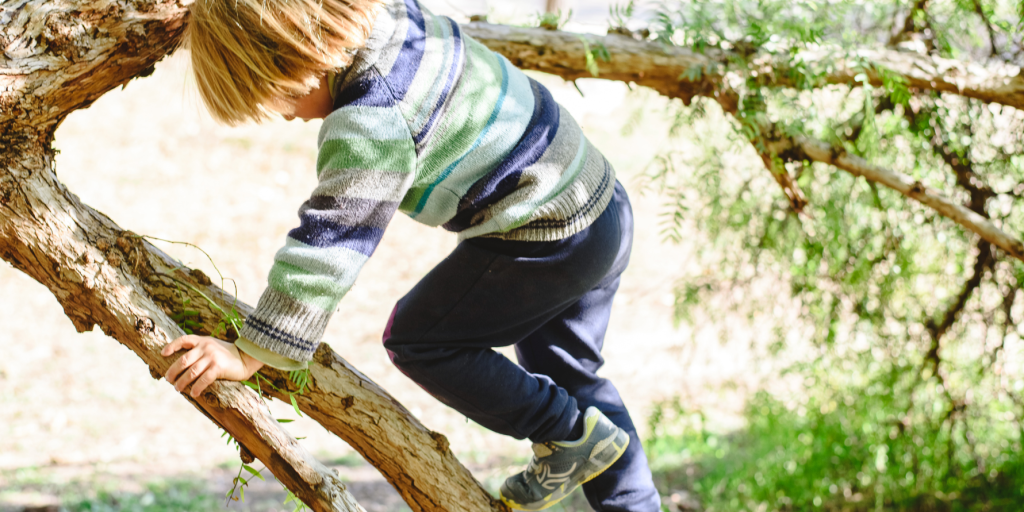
1, 1, 503, 510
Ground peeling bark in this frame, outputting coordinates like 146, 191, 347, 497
9, 4, 1021, 511
0, 121, 365, 512
1, 1, 502, 511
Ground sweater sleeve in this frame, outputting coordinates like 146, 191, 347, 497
235, 336, 308, 371
240, 88, 415, 363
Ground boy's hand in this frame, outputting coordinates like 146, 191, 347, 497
161, 335, 264, 398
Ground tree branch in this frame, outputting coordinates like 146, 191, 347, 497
468, 24, 1024, 261
970, 0, 1000, 58
463, 22, 1024, 112
785, 136, 1024, 262
0, 135, 364, 512
1, 1, 504, 510
919, 107, 996, 215
887, 0, 929, 47
924, 240, 993, 376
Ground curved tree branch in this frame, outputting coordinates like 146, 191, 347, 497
467, 22, 1024, 263
1, 1, 505, 510
1, 1, 363, 510
786, 136, 1024, 262
463, 22, 1024, 112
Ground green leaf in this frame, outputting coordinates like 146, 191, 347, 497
241, 380, 260, 391
290, 394, 303, 417
277, 418, 295, 423
242, 464, 265, 481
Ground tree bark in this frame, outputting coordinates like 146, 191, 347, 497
1, 1, 503, 511
7, 3, 1021, 511
462, 23, 1024, 111
465, 22, 1024, 261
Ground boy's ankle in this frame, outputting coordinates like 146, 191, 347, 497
566, 413, 585, 442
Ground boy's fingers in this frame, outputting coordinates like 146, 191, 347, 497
190, 368, 220, 398
175, 356, 211, 393
161, 335, 198, 357
165, 345, 205, 384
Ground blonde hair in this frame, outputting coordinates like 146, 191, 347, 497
188, 0, 384, 124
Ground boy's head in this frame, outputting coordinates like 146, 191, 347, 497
188, 0, 383, 125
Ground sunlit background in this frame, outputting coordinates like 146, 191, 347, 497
3, 0, 1023, 510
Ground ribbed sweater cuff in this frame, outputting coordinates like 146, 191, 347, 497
240, 288, 331, 363
235, 336, 308, 371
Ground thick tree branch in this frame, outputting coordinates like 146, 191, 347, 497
469, 23, 1024, 262
970, 0, 1000, 58
155, 275, 505, 512
0, 137, 364, 512
888, 0, 929, 47
924, 240, 993, 375
1, 1, 504, 510
463, 22, 1024, 112
138, 243, 504, 512
1, 2, 364, 510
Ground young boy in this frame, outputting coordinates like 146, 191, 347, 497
160, 0, 661, 509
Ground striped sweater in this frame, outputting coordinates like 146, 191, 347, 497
239, 0, 616, 364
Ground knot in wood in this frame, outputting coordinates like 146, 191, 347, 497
239, 444, 256, 464
336, 395, 354, 409
429, 431, 449, 453
491, 497, 513, 512
909, 181, 926, 195
0, 176, 13, 206
95, 238, 112, 252
135, 316, 155, 334
115, 234, 133, 252
106, 248, 124, 267
189, 268, 212, 286
1010, 241, 1024, 259
828, 145, 845, 163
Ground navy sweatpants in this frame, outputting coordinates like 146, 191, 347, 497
383, 182, 661, 511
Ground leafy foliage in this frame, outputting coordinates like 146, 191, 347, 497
624, 0, 1024, 509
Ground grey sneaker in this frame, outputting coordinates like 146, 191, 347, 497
500, 407, 629, 511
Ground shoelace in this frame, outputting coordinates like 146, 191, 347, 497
527, 458, 544, 477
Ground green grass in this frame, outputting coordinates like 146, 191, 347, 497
0, 469, 221, 512
65, 479, 219, 512
646, 386, 1024, 512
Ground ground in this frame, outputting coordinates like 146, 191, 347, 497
0, 2, 776, 510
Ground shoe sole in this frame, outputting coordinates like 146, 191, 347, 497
500, 431, 630, 511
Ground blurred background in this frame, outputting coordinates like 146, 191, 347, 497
2, 0, 1023, 511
